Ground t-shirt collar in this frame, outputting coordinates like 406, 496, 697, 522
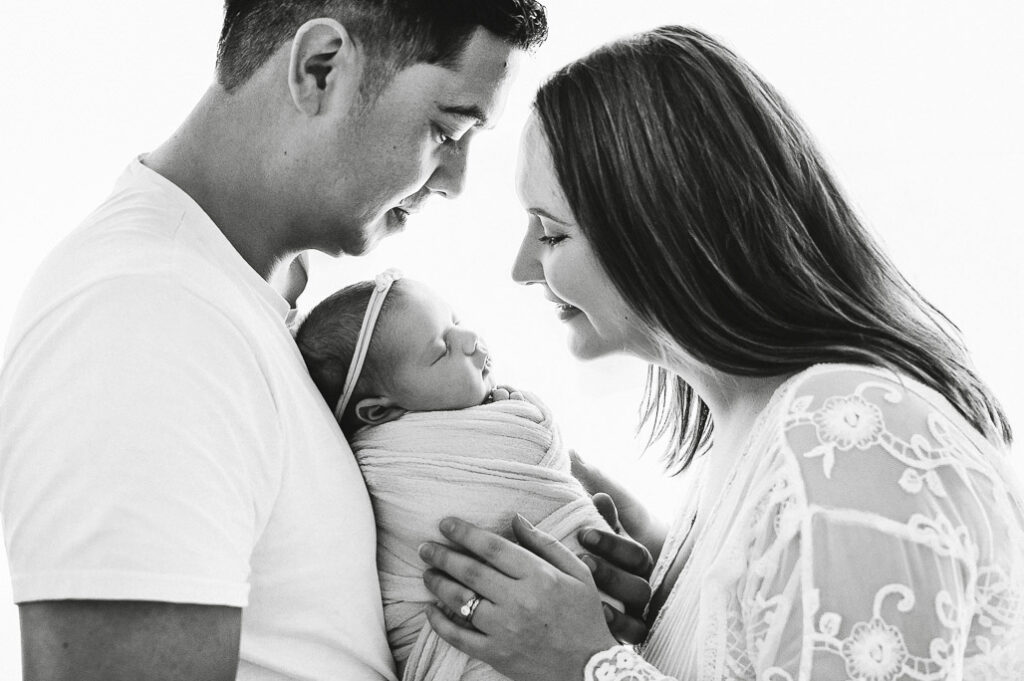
127, 157, 292, 321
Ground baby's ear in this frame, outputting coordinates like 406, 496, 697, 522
354, 397, 407, 426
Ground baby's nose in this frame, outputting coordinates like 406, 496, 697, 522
458, 332, 486, 357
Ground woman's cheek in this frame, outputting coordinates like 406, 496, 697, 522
543, 250, 577, 305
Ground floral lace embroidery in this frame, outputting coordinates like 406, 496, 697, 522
585, 645, 675, 681
638, 366, 1023, 681
800, 584, 958, 681
812, 394, 885, 450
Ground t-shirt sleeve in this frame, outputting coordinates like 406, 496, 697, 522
0, 275, 283, 606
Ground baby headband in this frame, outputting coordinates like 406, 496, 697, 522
334, 268, 403, 422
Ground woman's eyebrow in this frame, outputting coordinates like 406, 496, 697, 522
528, 207, 571, 225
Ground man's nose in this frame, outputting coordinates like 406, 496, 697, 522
426, 141, 469, 200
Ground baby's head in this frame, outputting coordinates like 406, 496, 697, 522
297, 274, 496, 436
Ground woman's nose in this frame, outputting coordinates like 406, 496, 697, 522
511, 233, 544, 285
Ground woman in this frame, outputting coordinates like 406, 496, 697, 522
418, 25, 1022, 681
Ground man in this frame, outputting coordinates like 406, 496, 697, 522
0, 2, 546, 679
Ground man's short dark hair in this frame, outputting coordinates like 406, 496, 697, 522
216, 0, 548, 94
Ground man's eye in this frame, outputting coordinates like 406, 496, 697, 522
432, 124, 454, 146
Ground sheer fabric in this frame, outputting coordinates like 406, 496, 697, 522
586, 364, 1024, 681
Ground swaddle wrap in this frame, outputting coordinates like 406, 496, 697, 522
351, 392, 613, 681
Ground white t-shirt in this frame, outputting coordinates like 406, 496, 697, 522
0, 160, 398, 681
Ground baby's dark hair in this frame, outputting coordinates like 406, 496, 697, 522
296, 280, 404, 435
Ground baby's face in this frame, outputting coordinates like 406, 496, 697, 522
379, 280, 496, 411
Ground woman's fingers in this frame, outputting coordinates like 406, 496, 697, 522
419, 538, 515, 593
435, 517, 536, 580
601, 603, 649, 645
591, 492, 622, 532
511, 514, 592, 583
425, 604, 490, 653
579, 552, 652, 615
423, 518, 620, 681
422, 568, 494, 631
579, 527, 654, 578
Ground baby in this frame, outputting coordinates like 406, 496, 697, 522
298, 269, 499, 437
296, 270, 613, 681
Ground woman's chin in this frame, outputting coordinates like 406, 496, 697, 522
566, 331, 617, 361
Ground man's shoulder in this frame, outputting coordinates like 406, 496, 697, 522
11, 175, 244, 343
51, 172, 196, 281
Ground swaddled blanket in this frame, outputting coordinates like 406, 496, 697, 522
351, 392, 613, 681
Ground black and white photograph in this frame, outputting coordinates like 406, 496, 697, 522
1, 1, 1022, 679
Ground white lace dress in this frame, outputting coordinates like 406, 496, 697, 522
585, 364, 1024, 681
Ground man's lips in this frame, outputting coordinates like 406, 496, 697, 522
389, 207, 411, 227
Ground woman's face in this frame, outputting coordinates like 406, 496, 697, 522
512, 116, 649, 361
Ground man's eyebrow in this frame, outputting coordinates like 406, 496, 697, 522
528, 207, 571, 225
438, 103, 489, 128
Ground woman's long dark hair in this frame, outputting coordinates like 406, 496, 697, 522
533, 25, 1012, 472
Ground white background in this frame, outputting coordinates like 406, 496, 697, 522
1, 1, 1022, 676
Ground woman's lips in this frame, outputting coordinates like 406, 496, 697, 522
556, 303, 582, 321
542, 290, 581, 321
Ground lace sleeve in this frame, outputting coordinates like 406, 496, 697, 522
585, 645, 679, 681
740, 367, 1024, 681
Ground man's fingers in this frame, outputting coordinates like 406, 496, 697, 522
580, 554, 651, 615
579, 528, 653, 578
602, 603, 649, 645
591, 493, 622, 532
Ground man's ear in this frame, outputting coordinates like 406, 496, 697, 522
354, 397, 407, 426
288, 17, 358, 116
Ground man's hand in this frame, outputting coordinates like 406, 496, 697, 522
20, 600, 241, 681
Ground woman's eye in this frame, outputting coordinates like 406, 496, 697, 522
538, 235, 567, 247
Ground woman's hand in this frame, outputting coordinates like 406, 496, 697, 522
420, 515, 618, 681
579, 494, 654, 643
570, 451, 667, 562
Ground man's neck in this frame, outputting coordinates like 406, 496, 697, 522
144, 85, 291, 280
